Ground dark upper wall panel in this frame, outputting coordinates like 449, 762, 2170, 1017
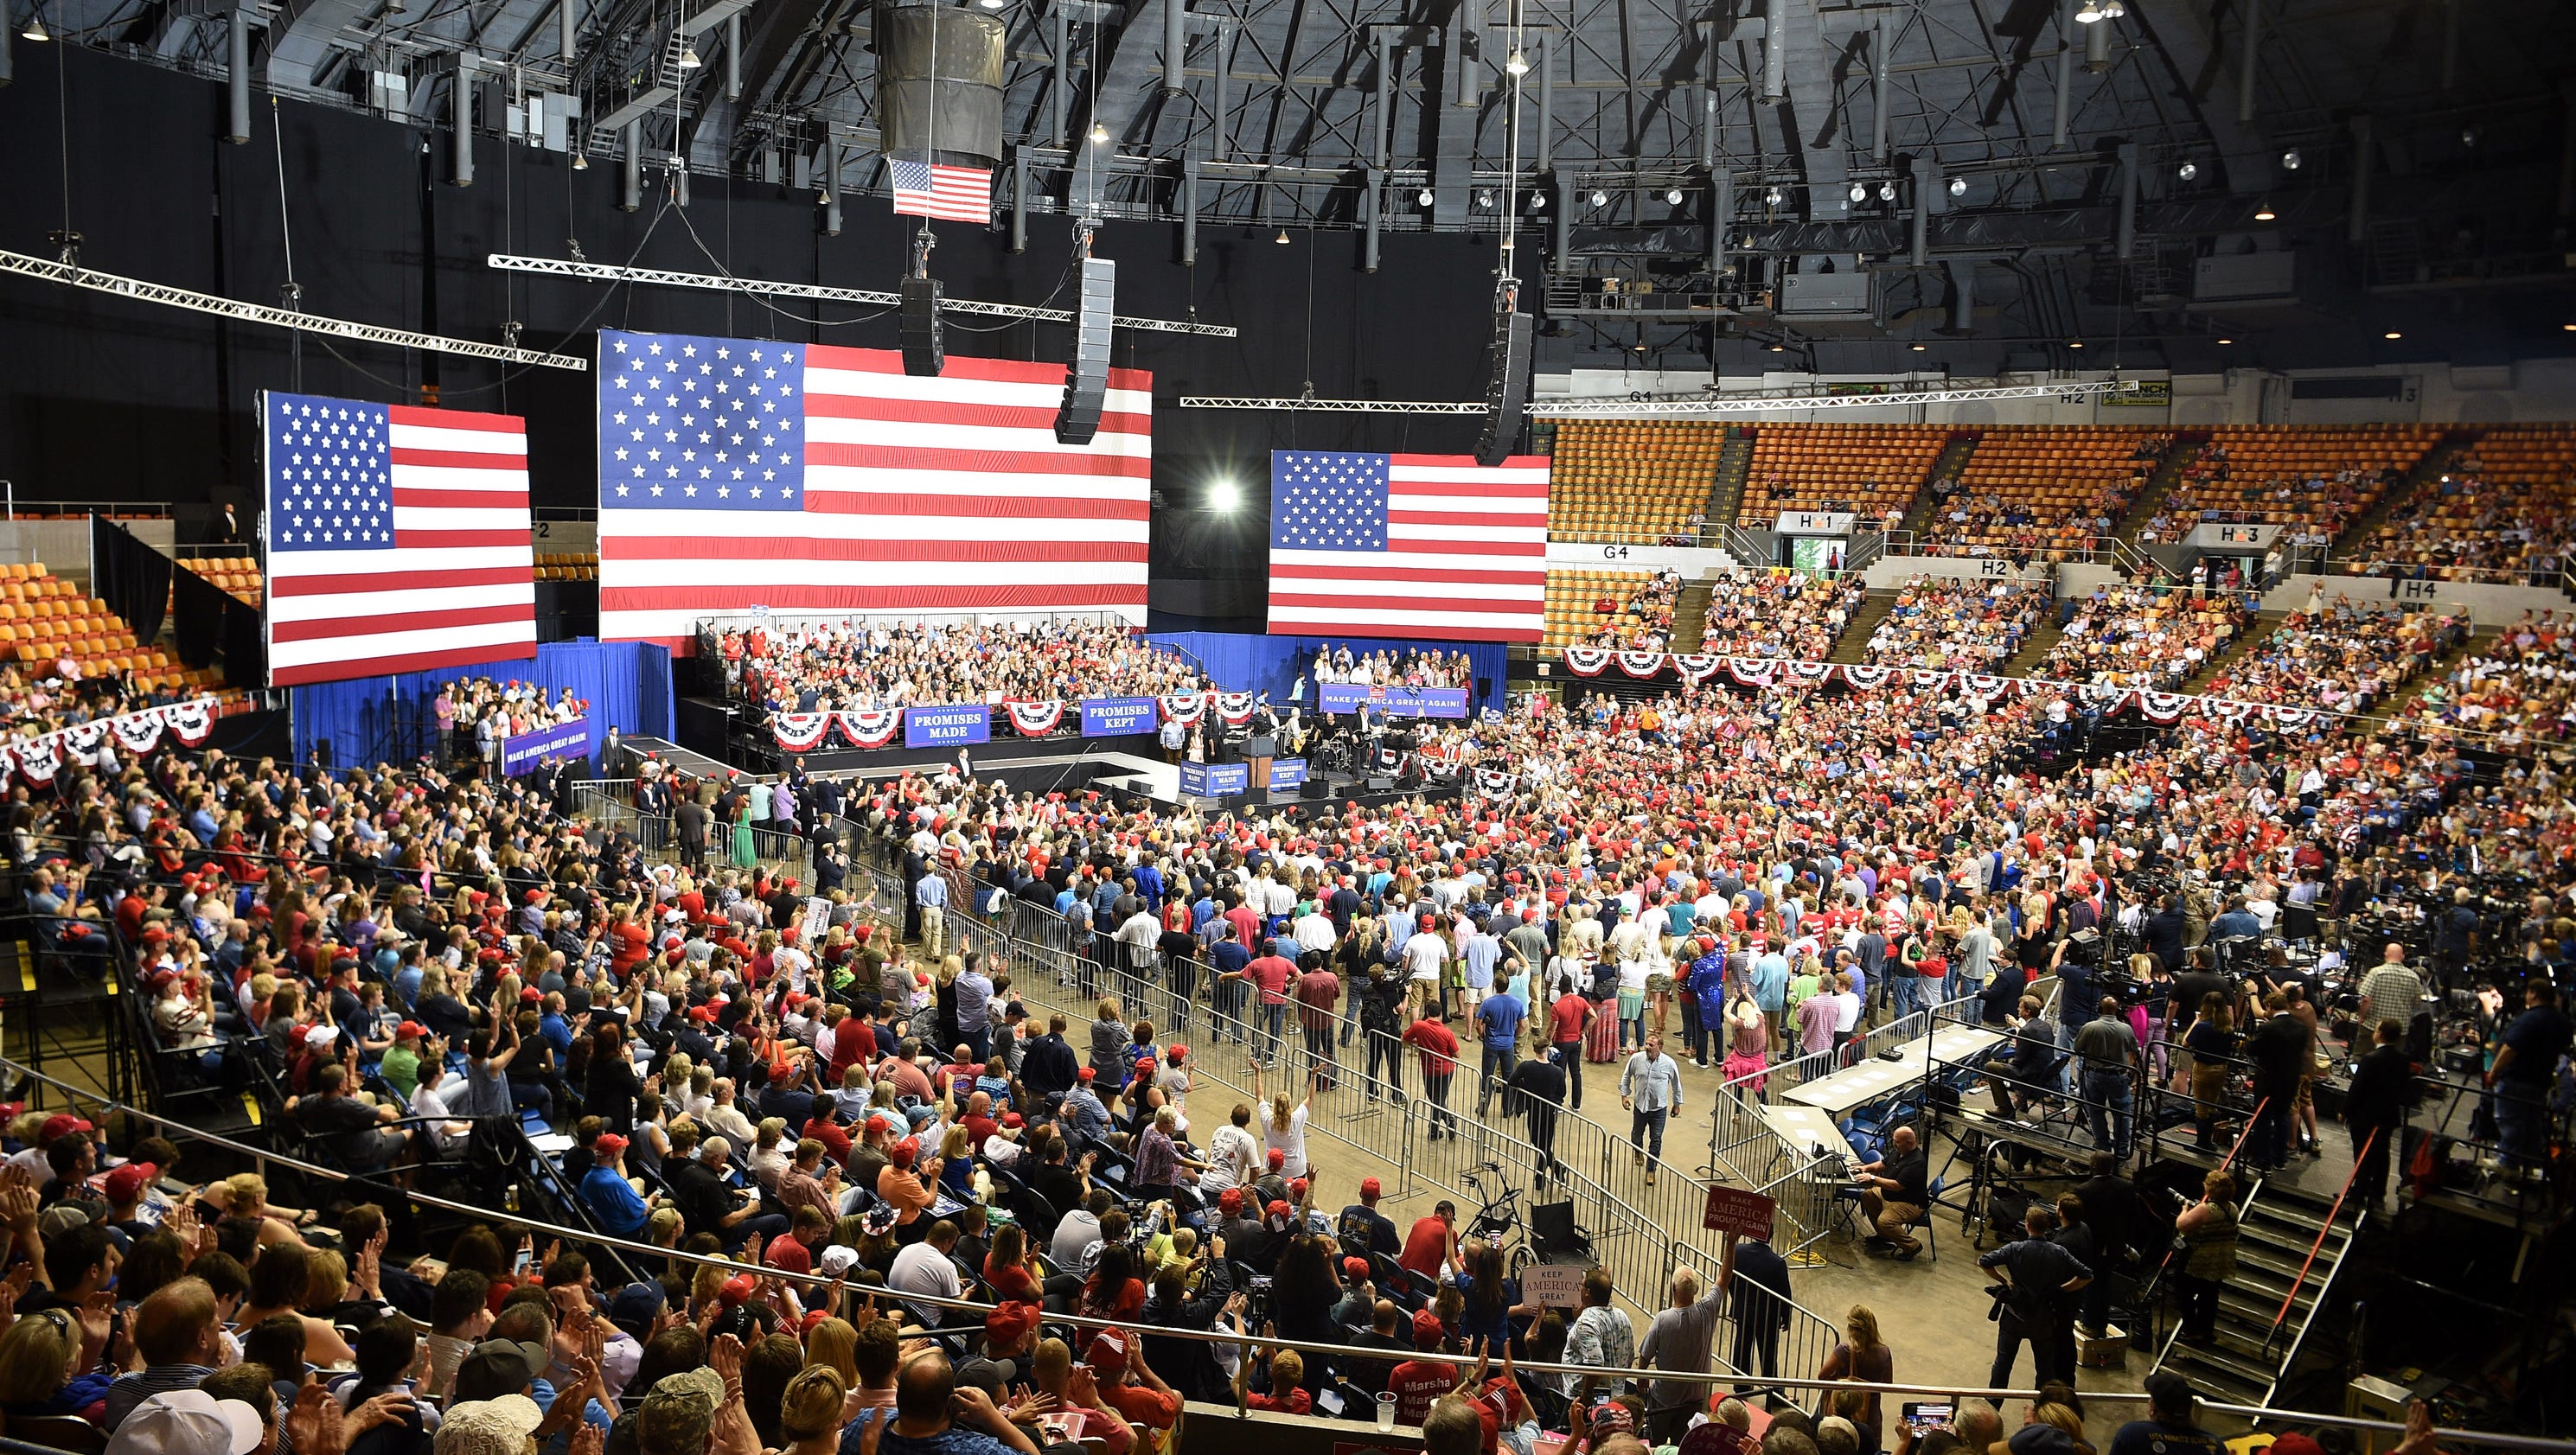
0, 45, 1508, 522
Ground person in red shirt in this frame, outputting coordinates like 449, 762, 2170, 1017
1294, 960, 1342, 1088
1082, 1328, 1180, 1431
801, 1096, 852, 1167
1397, 1201, 1457, 1284
1546, 977, 1595, 1111
1239, 1347, 1311, 1414
1224, 897, 1262, 952
1387, 1309, 1460, 1426
1401, 1006, 1462, 1139
1221, 940, 1299, 1069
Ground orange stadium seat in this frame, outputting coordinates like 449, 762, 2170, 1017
1741, 423, 1959, 523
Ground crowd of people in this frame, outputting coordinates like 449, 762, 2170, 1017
1859, 579, 2045, 670
2156, 445, 2394, 539
0, 590, 2563, 1455
2195, 598, 2469, 712
2037, 586, 2252, 692
1694, 573, 1869, 661
2396, 611, 2576, 748
2349, 450, 2576, 584
1305, 646, 1479, 692
430, 680, 591, 771
720, 622, 1210, 722
1580, 574, 1684, 652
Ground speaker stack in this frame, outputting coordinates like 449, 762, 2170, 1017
1473, 304, 1535, 467
1055, 256, 1117, 444
899, 276, 945, 376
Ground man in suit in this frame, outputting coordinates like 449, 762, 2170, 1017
2342, 1018, 2413, 1209
636, 775, 674, 855
2243, 990, 2309, 1172
1727, 1232, 1792, 1382
674, 788, 710, 871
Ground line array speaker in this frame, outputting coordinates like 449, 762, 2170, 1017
899, 276, 945, 377
1054, 256, 1117, 444
1473, 306, 1535, 466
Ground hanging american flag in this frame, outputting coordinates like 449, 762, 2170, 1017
1265, 450, 1550, 642
261, 391, 536, 686
594, 329, 1150, 647
889, 157, 994, 224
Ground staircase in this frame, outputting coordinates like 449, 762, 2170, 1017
2179, 611, 2281, 694
2111, 434, 2209, 540
2152, 1178, 2361, 1409
1706, 426, 1757, 528
2328, 429, 2485, 563
2000, 617, 2068, 677
1670, 581, 1716, 652
1828, 591, 1897, 664
1897, 432, 1982, 536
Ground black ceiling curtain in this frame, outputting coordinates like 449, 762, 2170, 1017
88, 516, 173, 646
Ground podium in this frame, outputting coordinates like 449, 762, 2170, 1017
1243, 734, 1277, 792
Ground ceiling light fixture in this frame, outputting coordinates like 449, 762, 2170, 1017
1848, 182, 1868, 204
2253, 198, 2277, 220
1476, 189, 1494, 209
572, 150, 589, 170
1419, 188, 1437, 207
1665, 187, 1684, 205
21, 5, 48, 39
2461, 126, 2479, 147
1526, 191, 1545, 210
679, 41, 701, 67
1275, 228, 1291, 245
2217, 336, 2233, 344
2383, 330, 2402, 340
1911, 342, 1927, 351
1090, 122, 1110, 145
2068, 339, 2085, 349
1505, 48, 1529, 75
1877, 180, 1897, 201
2100, 0, 2124, 16
979, 0, 1005, 9
1764, 186, 1784, 206
1589, 189, 1608, 207
2074, 0, 2104, 22
2177, 161, 2198, 182
1768, 342, 1786, 352
2564, 323, 2576, 332
2280, 148, 2301, 170
1947, 175, 1967, 197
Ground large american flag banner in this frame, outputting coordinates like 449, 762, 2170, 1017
262, 392, 536, 686
595, 329, 1150, 646
1265, 450, 1550, 642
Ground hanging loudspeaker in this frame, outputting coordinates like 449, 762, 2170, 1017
1473, 307, 1535, 466
875, 6, 1007, 166
900, 276, 945, 376
1055, 256, 1116, 444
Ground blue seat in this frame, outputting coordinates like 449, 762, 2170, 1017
1906, 1174, 1945, 1260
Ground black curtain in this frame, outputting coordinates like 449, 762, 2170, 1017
171, 566, 230, 671
89, 517, 173, 643
219, 593, 266, 689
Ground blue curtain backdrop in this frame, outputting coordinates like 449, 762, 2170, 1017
290, 639, 674, 769
1145, 631, 1506, 715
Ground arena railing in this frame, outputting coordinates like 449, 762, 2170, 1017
10, 1048, 2564, 1454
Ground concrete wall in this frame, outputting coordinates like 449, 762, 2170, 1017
1175, 1400, 1425, 1455
1544, 541, 1742, 574
2260, 571, 2570, 628
0, 519, 172, 584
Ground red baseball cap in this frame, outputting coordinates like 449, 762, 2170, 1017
1083, 1328, 1130, 1373
1359, 1177, 1382, 1198
593, 1133, 630, 1158
1218, 1188, 1244, 1215
41, 1114, 93, 1142
104, 1161, 157, 1203
1341, 1255, 1371, 1281
1410, 1308, 1445, 1348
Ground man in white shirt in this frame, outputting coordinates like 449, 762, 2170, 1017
1199, 1106, 1261, 1194
1402, 921, 1449, 1014
887, 1220, 968, 1326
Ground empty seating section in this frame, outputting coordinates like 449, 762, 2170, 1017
0, 562, 199, 691
195, 553, 264, 605
1926, 426, 2167, 553
2159, 424, 2440, 539
537, 551, 601, 581
1548, 421, 1725, 540
1544, 569, 1672, 649
1743, 423, 1952, 524
2350, 425, 2576, 581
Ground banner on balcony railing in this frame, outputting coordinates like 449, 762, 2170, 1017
1214, 692, 1258, 725
1558, 648, 2355, 727
773, 713, 832, 752
1314, 683, 1471, 718
1, 696, 221, 788
1081, 697, 1159, 737
904, 704, 991, 750
836, 710, 900, 749
1159, 692, 1207, 725
1004, 700, 1065, 737
501, 717, 591, 775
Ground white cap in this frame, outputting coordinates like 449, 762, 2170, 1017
304, 1024, 340, 1049
105, 1391, 266, 1455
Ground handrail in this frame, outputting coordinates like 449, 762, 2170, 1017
2220, 1094, 2271, 1174
2267, 1127, 2375, 1355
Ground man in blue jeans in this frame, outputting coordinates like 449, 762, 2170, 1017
1474, 984, 1525, 1115
2490, 980, 2572, 1171
2070, 996, 2139, 1158
1620, 1034, 1684, 1186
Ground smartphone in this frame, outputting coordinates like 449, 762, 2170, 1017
514, 1248, 534, 1275
1902, 1403, 1951, 1433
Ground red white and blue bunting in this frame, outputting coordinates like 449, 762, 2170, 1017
772, 713, 833, 752
1213, 692, 1257, 726
835, 710, 902, 750
1160, 692, 1208, 726
1004, 700, 1066, 737
1558, 649, 2351, 727
2, 696, 221, 787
